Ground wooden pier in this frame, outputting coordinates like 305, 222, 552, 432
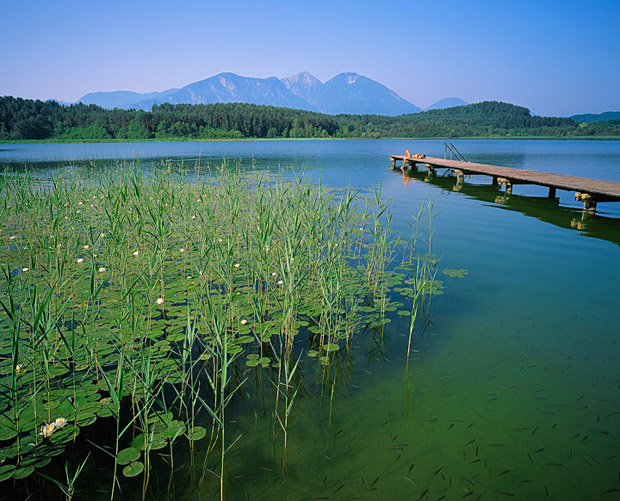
389, 154, 620, 213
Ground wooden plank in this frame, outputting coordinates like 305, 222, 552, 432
389, 155, 620, 201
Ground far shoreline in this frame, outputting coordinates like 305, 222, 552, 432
2, 136, 620, 145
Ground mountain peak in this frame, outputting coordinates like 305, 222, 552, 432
280, 72, 323, 104
75, 71, 422, 116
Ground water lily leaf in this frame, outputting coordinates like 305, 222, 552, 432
13, 465, 35, 480
162, 420, 185, 439
49, 424, 78, 445
187, 426, 206, 441
167, 332, 185, 342
442, 268, 468, 278
397, 310, 411, 316
258, 357, 270, 365
20, 454, 51, 469
117, 447, 140, 465
306, 350, 318, 358
228, 345, 243, 355
77, 413, 97, 426
96, 407, 113, 418
0, 427, 17, 441
324, 343, 340, 352
0, 464, 16, 482
245, 360, 259, 367
122, 461, 144, 478
149, 435, 168, 450
131, 434, 147, 451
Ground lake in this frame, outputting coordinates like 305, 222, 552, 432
1, 139, 620, 499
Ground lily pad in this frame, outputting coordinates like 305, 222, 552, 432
0, 427, 17, 441
442, 268, 468, 278
13, 465, 35, 480
187, 426, 206, 441
0, 464, 16, 482
122, 461, 144, 478
117, 447, 140, 465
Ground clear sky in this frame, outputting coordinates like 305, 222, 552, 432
1, 0, 618, 116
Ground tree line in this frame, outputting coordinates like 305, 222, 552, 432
1, 96, 619, 141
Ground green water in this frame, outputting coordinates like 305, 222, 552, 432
1, 139, 619, 499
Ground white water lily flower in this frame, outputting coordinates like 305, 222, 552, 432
77, 258, 84, 264
156, 297, 164, 305
15, 364, 25, 373
240, 319, 247, 325
180, 248, 185, 253
217, 238, 223, 243
234, 263, 240, 268
133, 250, 140, 256
99, 233, 106, 238
22, 267, 29, 272
40, 423, 55, 438
9, 236, 16, 240
83, 245, 89, 250
98, 267, 106, 273
277, 280, 283, 285
54, 417, 67, 428
78, 201, 83, 206
192, 215, 196, 219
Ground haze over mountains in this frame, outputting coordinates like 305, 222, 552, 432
77, 72, 465, 116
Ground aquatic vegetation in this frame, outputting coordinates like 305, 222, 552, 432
0, 165, 440, 498
442, 268, 469, 278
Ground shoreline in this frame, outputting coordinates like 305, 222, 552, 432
2, 135, 620, 145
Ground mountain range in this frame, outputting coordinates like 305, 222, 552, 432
76, 72, 466, 116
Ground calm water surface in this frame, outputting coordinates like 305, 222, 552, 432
2, 139, 620, 499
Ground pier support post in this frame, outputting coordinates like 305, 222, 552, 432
575, 192, 597, 214
391, 158, 396, 169
548, 187, 556, 198
497, 177, 512, 194
453, 169, 464, 192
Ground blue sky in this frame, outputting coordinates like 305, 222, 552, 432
1, 0, 618, 116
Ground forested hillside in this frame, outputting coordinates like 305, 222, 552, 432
1, 96, 619, 141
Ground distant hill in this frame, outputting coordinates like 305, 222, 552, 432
78, 89, 178, 109
570, 111, 620, 123
3, 96, 620, 141
425, 97, 468, 111
76, 71, 420, 116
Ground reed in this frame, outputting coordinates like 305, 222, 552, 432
0, 162, 444, 498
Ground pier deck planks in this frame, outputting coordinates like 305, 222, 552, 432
389, 155, 620, 202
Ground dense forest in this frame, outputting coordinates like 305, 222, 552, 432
1, 96, 619, 141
